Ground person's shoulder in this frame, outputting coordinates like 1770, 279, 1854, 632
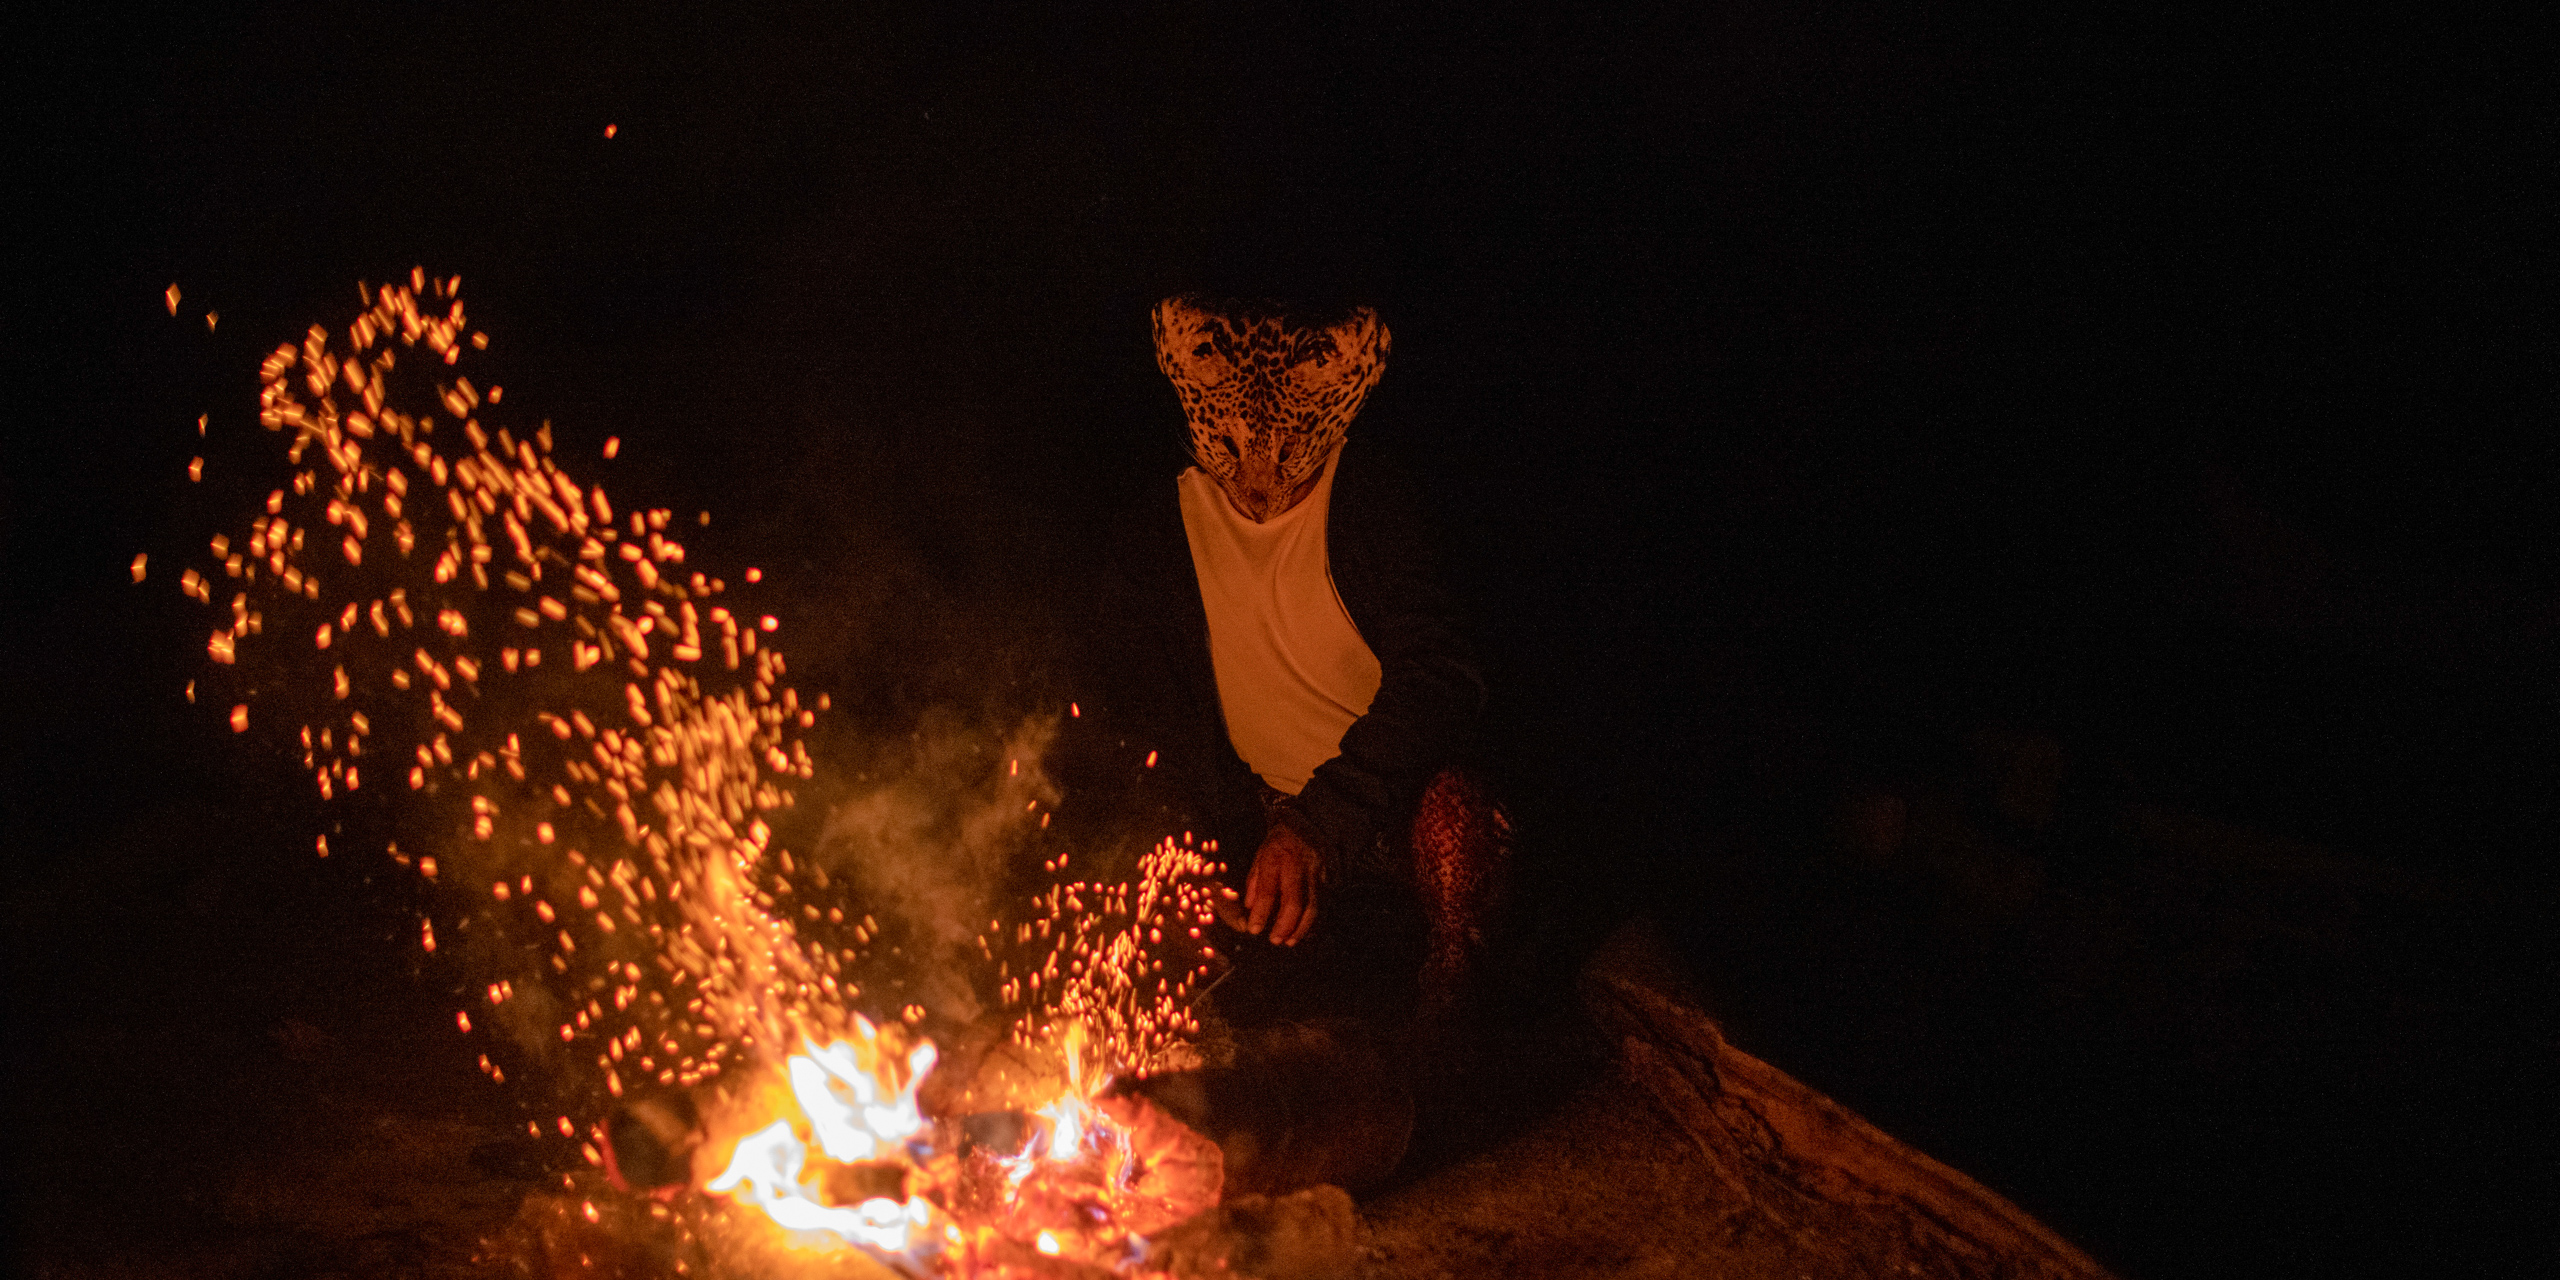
1329, 436, 1439, 541
1329, 381, 1448, 499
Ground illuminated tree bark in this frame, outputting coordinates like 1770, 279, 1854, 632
1581, 933, 2117, 1280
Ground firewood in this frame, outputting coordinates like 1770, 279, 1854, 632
1581, 924, 2117, 1280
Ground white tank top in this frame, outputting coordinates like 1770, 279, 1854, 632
1176, 448, 1383, 796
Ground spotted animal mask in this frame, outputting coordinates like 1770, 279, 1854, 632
1153, 295, 1390, 522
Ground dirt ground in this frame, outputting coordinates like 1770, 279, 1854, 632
5, 757, 2544, 1280
9, 921, 2101, 1280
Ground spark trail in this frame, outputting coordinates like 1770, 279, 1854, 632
172, 272, 1232, 1275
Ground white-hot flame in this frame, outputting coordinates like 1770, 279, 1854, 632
705, 1021, 943, 1257
707, 1119, 927, 1251
1044, 1097, 1085, 1162
791, 1036, 937, 1162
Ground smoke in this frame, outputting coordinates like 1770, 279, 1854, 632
809, 708, 1062, 1029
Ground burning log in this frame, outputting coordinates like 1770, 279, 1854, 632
602, 1094, 699, 1194
181, 274, 1255, 1276
1091, 1093, 1225, 1236
1579, 923, 2117, 1280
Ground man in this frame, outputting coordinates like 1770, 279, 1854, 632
1080, 293, 1510, 1191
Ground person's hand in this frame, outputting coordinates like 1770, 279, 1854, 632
1238, 821, 1325, 946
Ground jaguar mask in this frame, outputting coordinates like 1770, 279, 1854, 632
1153, 295, 1390, 523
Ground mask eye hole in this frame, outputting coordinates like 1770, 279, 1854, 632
1175, 338, 1231, 386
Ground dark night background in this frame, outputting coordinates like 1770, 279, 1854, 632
3, 3, 2550, 1277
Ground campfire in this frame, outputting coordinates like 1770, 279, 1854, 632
173, 271, 1238, 1276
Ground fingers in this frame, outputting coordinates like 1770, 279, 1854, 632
1270, 864, 1307, 946
1268, 873, 1299, 945
1245, 858, 1274, 936
1283, 884, 1317, 947
1244, 844, 1322, 945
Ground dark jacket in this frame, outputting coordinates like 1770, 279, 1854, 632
1075, 442, 1486, 881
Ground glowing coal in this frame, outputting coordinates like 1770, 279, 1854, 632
172, 271, 1229, 1275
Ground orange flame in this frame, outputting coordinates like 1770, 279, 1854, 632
188, 272, 1229, 1274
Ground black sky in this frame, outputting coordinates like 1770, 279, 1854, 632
3, 3, 2550, 1276
13, 0, 2549, 845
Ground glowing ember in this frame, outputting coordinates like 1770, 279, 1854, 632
688, 1013, 1225, 1272
180, 272, 1232, 1274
